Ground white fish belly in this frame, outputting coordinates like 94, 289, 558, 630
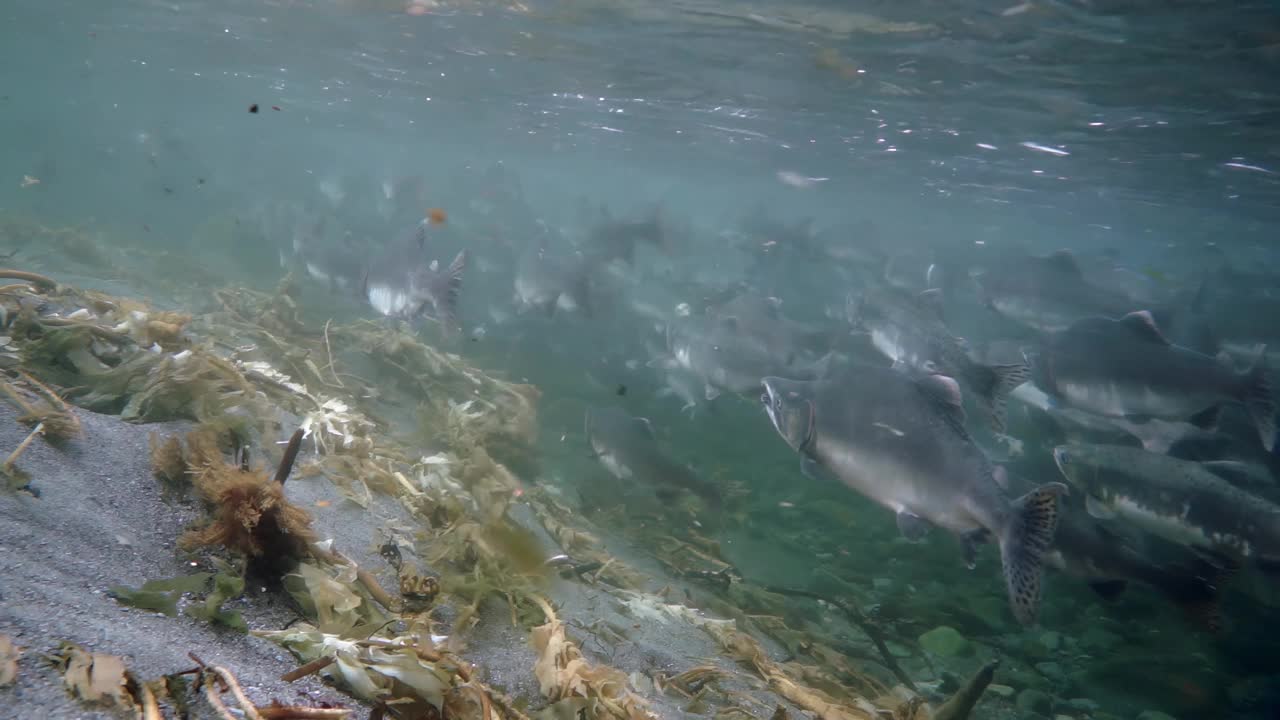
367, 285, 412, 317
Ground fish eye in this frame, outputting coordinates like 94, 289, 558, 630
760, 392, 770, 405
1056, 449, 1071, 465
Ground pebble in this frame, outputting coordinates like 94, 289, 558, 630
1016, 688, 1053, 715
1067, 697, 1100, 712
1035, 661, 1066, 681
987, 683, 1015, 698
918, 626, 972, 657
1039, 630, 1062, 651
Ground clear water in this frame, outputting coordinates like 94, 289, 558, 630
4, 1, 1280, 718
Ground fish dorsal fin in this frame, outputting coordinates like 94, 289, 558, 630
1119, 310, 1169, 345
992, 465, 1009, 491
917, 373, 966, 421
916, 288, 945, 321
633, 416, 656, 439
1045, 249, 1083, 277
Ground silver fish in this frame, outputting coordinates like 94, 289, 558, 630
362, 221, 467, 332
848, 284, 1029, 432
761, 364, 1066, 625
1052, 442, 1280, 573
1031, 311, 1275, 451
584, 406, 720, 508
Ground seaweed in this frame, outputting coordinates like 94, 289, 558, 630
186, 569, 249, 632
149, 431, 188, 489
524, 490, 646, 590
0, 373, 81, 444
108, 564, 248, 632
179, 426, 317, 581
109, 573, 214, 617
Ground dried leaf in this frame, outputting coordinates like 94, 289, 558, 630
0, 635, 19, 687
530, 597, 654, 719
286, 562, 366, 633
57, 643, 136, 710
255, 625, 456, 710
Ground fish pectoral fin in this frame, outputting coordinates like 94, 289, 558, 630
1255, 555, 1280, 577
960, 529, 988, 570
646, 356, 679, 370
895, 510, 931, 542
1084, 495, 1116, 520
1189, 404, 1222, 431
799, 456, 824, 480
1087, 580, 1127, 601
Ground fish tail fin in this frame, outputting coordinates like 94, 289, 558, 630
1239, 345, 1275, 451
969, 361, 1032, 433
1158, 556, 1237, 634
569, 268, 593, 318
808, 351, 840, 381
429, 250, 468, 333
998, 482, 1067, 625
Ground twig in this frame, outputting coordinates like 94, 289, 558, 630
202, 675, 239, 720
0, 269, 56, 290
188, 654, 264, 720
310, 546, 400, 613
4, 422, 43, 469
322, 319, 344, 387
280, 655, 335, 682
485, 686, 535, 720
932, 659, 1000, 720
465, 684, 493, 720
210, 665, 265, 720
274, 428, 305, 486
259, 707, 352, 719
0, 382, 37, 415
761, 583, 916, 692
140, 682, 163, 720
18, 370, 70, 411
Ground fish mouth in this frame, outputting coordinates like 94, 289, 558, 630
760, 381, 781, 431
1050, 446, 1074, 478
